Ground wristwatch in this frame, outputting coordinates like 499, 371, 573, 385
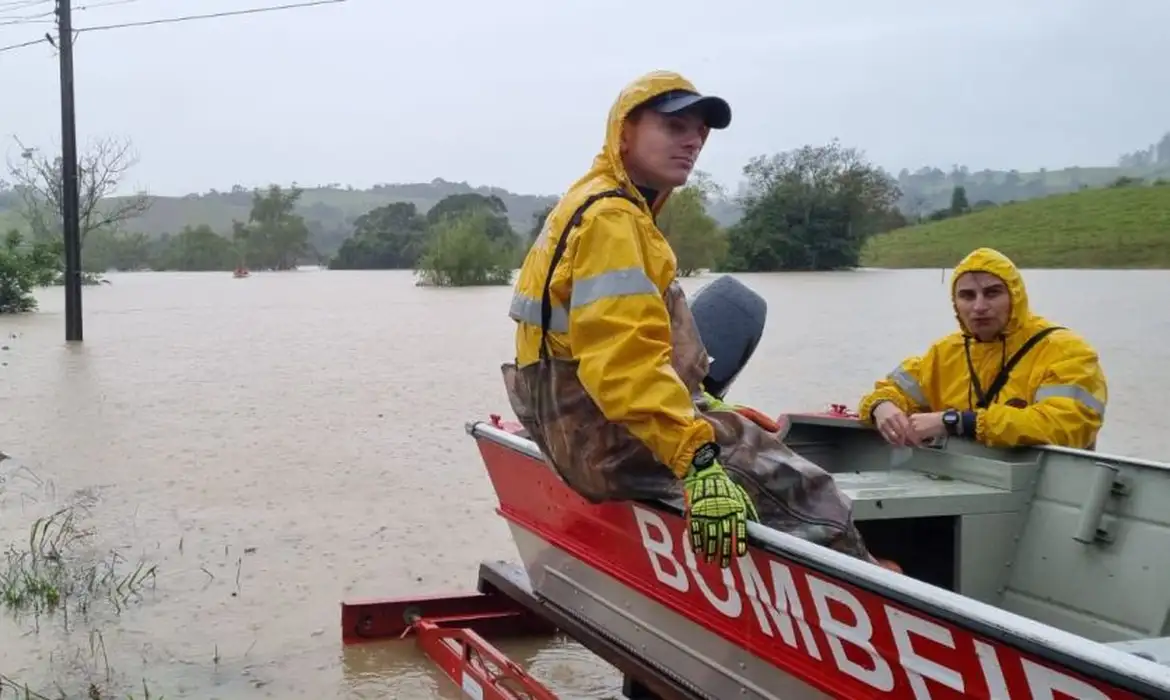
942, 409, 961, 436
691, 442, 721, 472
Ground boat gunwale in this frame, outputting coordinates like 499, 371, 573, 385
466, 419, 1170, 698
1037, 441, 1170, 470
783, 411, 1165, 472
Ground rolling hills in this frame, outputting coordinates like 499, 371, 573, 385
861, 183, 1170, 269
125, 180, 559, 241
3, 131, 1170, 265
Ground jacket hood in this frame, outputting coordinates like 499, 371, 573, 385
568, 70, 708, 216
950, 247, 1031, 337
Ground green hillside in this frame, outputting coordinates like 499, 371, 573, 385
0, 179, 560, 257
3, 128, 1169, 261
117, 180, 559, 250
894, 163, 1170, 216
862, 183, 1170, 269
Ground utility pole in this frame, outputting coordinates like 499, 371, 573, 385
57, 0, 83, 342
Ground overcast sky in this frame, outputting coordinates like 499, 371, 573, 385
1, 0, 1166, 197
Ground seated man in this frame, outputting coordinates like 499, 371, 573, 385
502, 70, 876, 570
859, 247, 1107, 450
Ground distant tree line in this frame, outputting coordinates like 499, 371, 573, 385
0, 136, 921, 306
894, 130, 1170, 219
6, 128, 1170, 312
908, 170, 1170, 229
720, 141, 905, 271
329, 191, 517, 286
1117, 132, 1170, 170
72, 185, 314, 274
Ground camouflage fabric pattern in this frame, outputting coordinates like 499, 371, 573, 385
502, 282, 703, 504
695, 395, 871, 558
502, 281, 871, 560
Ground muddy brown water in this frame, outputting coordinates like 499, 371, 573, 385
0, 268, 1165, 698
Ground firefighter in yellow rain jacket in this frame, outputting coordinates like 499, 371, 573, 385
859, 247, 1108, 450
503, 71, 879, 572
502, 71, 758, 569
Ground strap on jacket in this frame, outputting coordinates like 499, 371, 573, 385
538, 189, 639, 359
967, 326, 1066, 409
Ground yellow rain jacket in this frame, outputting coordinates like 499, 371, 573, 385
858, 248, 1107, 449
509, 71, 714, 479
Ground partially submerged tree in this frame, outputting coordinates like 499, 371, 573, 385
6, 136, 151, 246
231, 185, 312, 270
415, 209, 514, 287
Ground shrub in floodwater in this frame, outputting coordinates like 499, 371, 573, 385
0, 230, 61, 314
414, 210, 516, 287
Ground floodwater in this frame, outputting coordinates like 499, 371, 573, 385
0, 267, 1166, 699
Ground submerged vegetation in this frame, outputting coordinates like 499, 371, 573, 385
0, 462, 161, 699
0, 507, 158, 620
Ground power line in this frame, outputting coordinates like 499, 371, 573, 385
0, 0, 49, 11
0, 1, 143, 39
79, 0, 144, 8
0, 6, 53, 25
1, 0, 143, 20
0, 35, 44, 53
0, 0, 346, 53
0, 15, 53, 27
79, 0, 347, 33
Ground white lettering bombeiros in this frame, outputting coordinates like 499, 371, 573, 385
632, 505, 1115, 699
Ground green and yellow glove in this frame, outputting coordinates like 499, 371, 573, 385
683, 442, 759, 569
701, 391, 734, 412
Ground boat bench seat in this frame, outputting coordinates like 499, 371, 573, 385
834, 469, 1019, 521
1105, 638, 1170, 667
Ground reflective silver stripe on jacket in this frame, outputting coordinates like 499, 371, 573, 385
508, 294, 569, 333
888, 366, 928, 408
1035, 384, 1106, 416
508, 266, 658, 333
570, 267, 657, 309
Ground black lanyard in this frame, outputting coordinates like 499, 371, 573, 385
964, 326, 1064, 408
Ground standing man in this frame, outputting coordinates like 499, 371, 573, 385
503, 71, 874, 570
859, 247, 1107, 450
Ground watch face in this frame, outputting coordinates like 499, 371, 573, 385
943, 411, 958, 425
692, 442, 719, 469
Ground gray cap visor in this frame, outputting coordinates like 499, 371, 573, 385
650, 92, 732, 129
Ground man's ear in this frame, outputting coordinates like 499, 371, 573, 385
620, 109, 642, 154
620, 127, 637, 156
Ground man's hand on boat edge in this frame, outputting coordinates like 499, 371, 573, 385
683, 442, 759, 569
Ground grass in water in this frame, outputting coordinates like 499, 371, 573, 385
0, 673, 161, 700
0, 499, 162, 699
0, 507, 158, 625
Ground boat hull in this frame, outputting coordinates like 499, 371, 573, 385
508, 523, 829, 699
473, 420, 1168, 700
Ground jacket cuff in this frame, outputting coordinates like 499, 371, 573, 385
671, 423, 715, 479
975, 409, 988, 442
960, 411, 977, 438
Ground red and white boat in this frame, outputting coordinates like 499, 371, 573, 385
341, 278, 1170, 699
